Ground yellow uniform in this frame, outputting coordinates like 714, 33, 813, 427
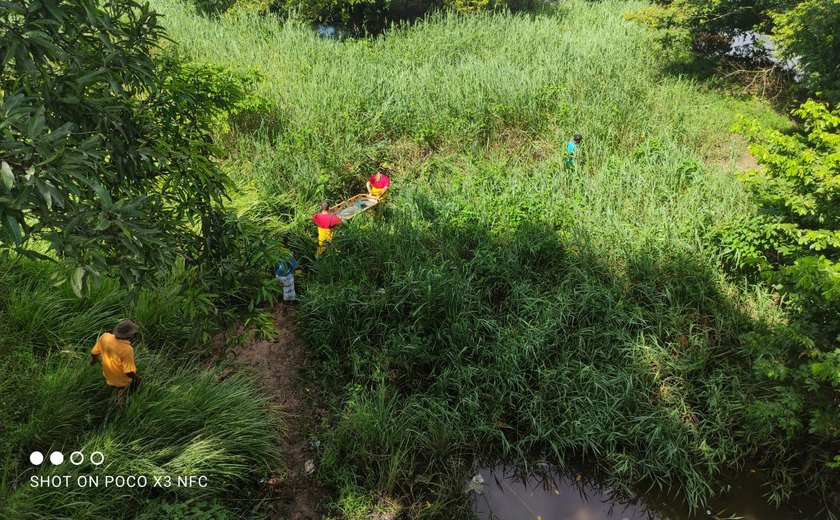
368, 173, 390, 201
370, 186, 387, 200
318, 226, 334, 244
313, 212, 343, 256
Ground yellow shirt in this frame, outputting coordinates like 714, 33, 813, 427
91, 333, 137, 387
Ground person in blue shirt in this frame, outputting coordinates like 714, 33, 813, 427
566, 134, 582, 167
274, 235, 300, 302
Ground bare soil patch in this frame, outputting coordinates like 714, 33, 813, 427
230, 304, 330, 519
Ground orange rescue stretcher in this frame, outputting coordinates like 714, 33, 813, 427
330, 194, 380, 220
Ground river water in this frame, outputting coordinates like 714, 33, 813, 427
471, 466, 816, 520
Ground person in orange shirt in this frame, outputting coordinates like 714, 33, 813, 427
312, 200, 343, 256
90, 320, 141, 404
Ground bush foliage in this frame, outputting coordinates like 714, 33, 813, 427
4, 0, 839, 517
721, 100, 840, 495
632, 0, 840, 104
192, 0, 540, 34
150, 0, 839, 514
0, 259, 279, 519
0, 0, 282, 310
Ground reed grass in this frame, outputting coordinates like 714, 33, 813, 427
0, 352, 277, 519
0, 259, 279, 519
142, 0, 807, 516
148, 0, 787, 216
2, 0, 809, 517
302, 212, 783, 512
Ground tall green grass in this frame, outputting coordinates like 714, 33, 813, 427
149, 0, 787, 217
301, 207, 783, 513
0, 353, 277, 519
125, 0, 810, 516
0, 258, 202, 360
0, 259, 280, 519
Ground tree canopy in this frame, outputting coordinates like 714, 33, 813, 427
0, 0, 246, 294
772, 0, 840, 102
722, 100, 840, 488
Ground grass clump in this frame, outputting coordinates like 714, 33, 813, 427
302, 204, 776, 513
0, 259, 279, 519
1, 354, 276, 519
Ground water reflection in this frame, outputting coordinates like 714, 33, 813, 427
473, 466, 655, 520
315, 25, 346, 39
728, 31, 802, 80
471, 466, 812, 520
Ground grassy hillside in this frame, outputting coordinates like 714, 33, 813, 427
6, 0, 825, 518
141, 0, 820, 517
149, 0, 786, 235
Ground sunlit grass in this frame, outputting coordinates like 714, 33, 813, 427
143, 0, 802, 516
1, 0, 805, 517
0, 259, 279, 519
1, 350, 277, 519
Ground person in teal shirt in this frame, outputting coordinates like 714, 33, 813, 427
566, 134, 582, 167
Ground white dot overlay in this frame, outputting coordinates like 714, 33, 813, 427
29, 451, 44, 465
70, 451, 84, 465
50, 451, 64, 465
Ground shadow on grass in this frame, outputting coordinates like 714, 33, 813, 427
297, 211, 821, 515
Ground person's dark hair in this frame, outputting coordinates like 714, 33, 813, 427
321, 200, 330, 211
113, 320, 140, 340
573, 134, 582, 143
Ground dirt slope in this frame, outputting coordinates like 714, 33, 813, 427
231, 304, 328, 520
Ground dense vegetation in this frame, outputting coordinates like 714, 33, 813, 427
0, 259, 278, 519
1, 2, 280, 518
634, 0, 840, 507
634, 0, 840, 103
720, 100, 840, 495
1, 0, 838, 518
145, 0, 837, 517
192, 0, 540, 34
0, 0, 284, 322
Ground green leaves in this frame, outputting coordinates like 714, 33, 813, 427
4, 214, 22, 245
772, 0, 840, 104
0, 161, 13, 191
70, 266, 86, 297
0, 0, 261, 296
721, 100, 840, 476
636, 0, 840, 104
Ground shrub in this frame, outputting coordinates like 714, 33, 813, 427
274, 0, 541, 34
301, 202, 774, 511
192, 0, 238, 15
720, 99, 840, 513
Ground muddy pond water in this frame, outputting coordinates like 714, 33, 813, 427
471, 466, 816, 520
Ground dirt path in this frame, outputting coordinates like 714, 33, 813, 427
230, 303, 328, 519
